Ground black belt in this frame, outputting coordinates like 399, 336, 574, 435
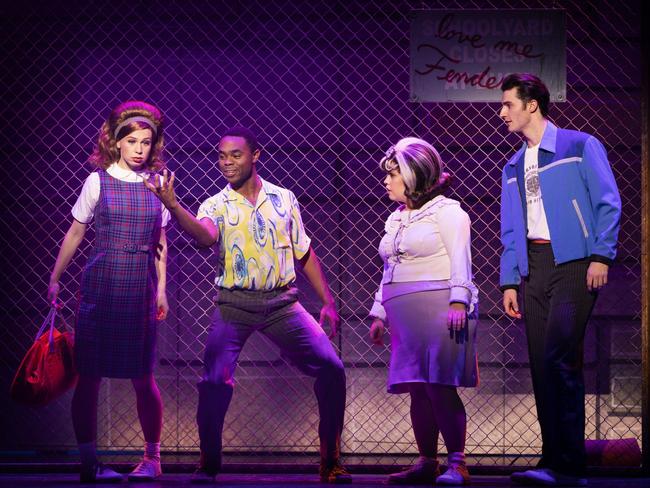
217, 284, 293, 294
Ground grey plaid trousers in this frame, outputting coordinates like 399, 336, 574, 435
197, 285, 347, 468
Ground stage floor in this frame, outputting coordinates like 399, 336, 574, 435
1, 473, 650, 487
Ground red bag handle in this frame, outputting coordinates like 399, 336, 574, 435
34, 307, 56, 343
35, 303, 70, 353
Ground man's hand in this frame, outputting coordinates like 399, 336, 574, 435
143, 169, 178, 210
586, 262, 609, 292
503, 289, 522, 319
320, 302, 340, 339
369, 318, 386, 346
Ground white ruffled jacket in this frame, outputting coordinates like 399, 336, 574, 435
369, 195, 479, 321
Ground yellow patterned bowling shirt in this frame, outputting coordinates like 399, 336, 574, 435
197, 178, 312, 290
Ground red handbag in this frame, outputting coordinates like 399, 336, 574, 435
10, 305, 78, 406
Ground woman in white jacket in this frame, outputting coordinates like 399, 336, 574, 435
369, 137, 478, 486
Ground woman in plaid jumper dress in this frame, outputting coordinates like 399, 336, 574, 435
48, 101, 169, 483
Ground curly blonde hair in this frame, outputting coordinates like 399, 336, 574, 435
89, 101, 165, 171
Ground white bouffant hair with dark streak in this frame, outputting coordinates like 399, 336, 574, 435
379, 137, 452, 208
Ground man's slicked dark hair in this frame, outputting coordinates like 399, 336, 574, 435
221, 126, 260, 152
501, 73, 550, 117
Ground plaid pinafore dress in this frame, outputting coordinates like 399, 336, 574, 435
75, 170, 162, 378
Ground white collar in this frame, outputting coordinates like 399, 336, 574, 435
107, 162, 148, 182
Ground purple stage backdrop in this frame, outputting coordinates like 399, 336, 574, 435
0, 0, 642, 466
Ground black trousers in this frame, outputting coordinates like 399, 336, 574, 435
523, 243, 597, 476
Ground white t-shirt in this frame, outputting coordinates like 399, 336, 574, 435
71, 163, 171, 226
524, 144, 550, 240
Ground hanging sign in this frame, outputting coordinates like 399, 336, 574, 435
410, 9, 566, 102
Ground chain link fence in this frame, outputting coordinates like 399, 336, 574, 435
0, 0, 642, 467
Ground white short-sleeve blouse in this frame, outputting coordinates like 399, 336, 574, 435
71, 163, 171, 227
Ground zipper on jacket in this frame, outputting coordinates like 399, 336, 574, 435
572, 199, 589, 238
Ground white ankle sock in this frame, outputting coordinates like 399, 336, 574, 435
448, 451, 466, 466
78, 441, 97, 467
144, 441, 160, 462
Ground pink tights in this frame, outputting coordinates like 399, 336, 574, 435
71, 373, 163, 444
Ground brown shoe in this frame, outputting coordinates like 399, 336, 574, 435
319, 460, 352, 484
388, 459, 440, 484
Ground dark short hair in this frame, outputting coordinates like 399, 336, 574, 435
221, 126, 259, 152
501, 73, 550, 117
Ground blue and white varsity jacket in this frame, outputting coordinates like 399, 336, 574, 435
499, 121, 621, 290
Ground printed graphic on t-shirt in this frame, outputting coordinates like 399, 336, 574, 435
524, 143, 550, 240
525, 164, 541, 204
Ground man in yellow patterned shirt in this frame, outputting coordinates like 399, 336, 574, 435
144, 127, 350, 484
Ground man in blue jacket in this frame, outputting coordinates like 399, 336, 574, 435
498, 73, 621, 486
